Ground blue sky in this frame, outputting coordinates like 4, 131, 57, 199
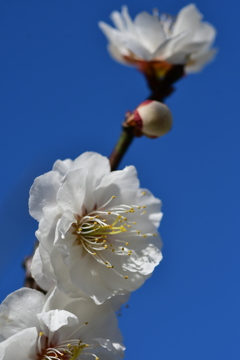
0, 0, 239, 359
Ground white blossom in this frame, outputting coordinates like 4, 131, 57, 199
0, 287, 124, 360
99, 4, 217, 73
29, 152, 163, 304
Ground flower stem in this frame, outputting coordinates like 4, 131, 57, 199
109, 64, 185, 171
109, 125, 135, 171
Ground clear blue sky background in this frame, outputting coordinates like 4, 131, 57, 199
0, 0, 239, 359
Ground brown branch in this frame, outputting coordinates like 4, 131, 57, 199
109, 64, 185, 171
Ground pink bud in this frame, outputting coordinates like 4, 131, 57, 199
132, 100, 172, 138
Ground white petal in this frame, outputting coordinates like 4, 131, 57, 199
37, 309, 78, 333
99, 21, 151, 60
98, 22, 122, 46
123, 243, 163, 276
109, 293, 130, 311
134, 11, 166, 53
192, 22, 216, 45
70, 152, 110, 180
31, 247, 56, 291
29, 171, 62, 221
95, 166, 139, 207
0, 328, 38, 360
186, 48, 217, 72
94, 338, 118, 353
56, 168, 88, 215
0, 288, 45, 339
110, 11, 126, 31
107, 43, 130, 65
57, 210, 76, 238
121, 6, 135, 33
114, 33, 152, 60
172, 4, 203, 35
69, 256, 114, 304
52, 159, 73, 176
36, 205, 60, 253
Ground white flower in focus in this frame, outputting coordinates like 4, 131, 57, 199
99, 4, 217, 74
29, 152, 163, 304
0, 287, 124, 360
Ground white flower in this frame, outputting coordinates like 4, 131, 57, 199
0, 287, 124, 360
99, 4, 217, 73
29, 152, 163, 304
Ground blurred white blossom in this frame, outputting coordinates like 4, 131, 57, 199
29, 152, 163, 304
0, 287, 124, 360
99, 4, 216, 74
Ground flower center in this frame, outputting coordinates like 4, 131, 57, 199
37, 333, 98, 360
71, 194, 155, 270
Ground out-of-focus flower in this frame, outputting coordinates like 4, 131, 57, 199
126, 100, 172, 138
99, 4, 217, 74
29, 152, 163, 304
0, 287, 124, 360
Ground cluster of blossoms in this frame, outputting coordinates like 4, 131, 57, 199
0, 4, 216, 360
0, 152, 163, 360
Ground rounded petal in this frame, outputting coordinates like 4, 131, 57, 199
172, 4, 203, 35
52, 159, 73, 176
37, 310, 78, 333
186, 48, 217, 73
0, 328, 38, 360
56, 168, 88, 215
29, 171, 62, 221
0, 288, 45, 339
134, 12, 166, 53
31, 247, 56, 292
95, 166, 139, 207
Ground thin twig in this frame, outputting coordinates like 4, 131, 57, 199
109, 64, 185, 171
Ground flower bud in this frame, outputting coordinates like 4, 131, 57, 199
128, 100, 172, 138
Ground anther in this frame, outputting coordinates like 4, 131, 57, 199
85, 322, 88, 325
142, 192, 146, 195
112, 196, 116, 199
124, 276, 129, 279
125, 242, 129, 246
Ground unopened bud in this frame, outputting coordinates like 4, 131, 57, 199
127, 100, 172, 138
